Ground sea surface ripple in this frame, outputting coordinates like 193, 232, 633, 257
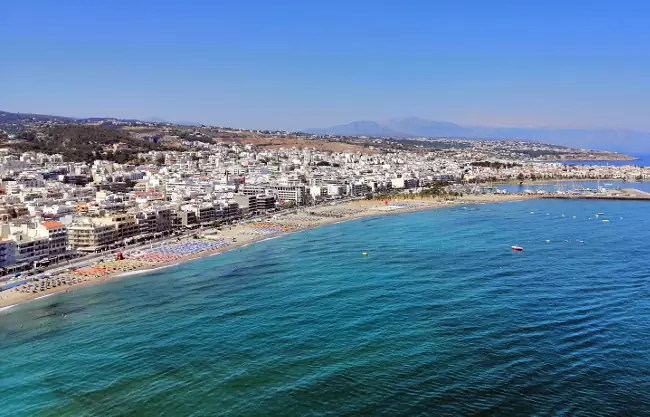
1, 199, 650, 416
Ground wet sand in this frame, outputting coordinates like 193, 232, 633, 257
0, 194, 534, 309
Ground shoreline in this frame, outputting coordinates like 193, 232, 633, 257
0, 194, 536, 310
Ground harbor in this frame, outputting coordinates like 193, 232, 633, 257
541, 188, 650, 201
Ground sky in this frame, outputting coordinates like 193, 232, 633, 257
2, 0, 650, 132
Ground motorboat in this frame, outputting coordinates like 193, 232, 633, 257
511, 246, 523, 251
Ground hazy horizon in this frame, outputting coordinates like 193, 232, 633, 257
4, 1, 650, 136
6, 108, 650, 136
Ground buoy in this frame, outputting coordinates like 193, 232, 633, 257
362, 252, 368, 256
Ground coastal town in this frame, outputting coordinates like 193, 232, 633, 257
0, 111, 649, 306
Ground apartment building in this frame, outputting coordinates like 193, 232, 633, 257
135, 211, 157, 235
179, 211, 198, 227
233, 195, 256, 215
179, 203, 217, 225
12, 233, 49, 265
0, 240, 16, 267
351, 183, 371, 196
37, 220, 68, 255
221, 201, 240, 220
308, 186, 328, 199
256, 195, 276, 211
244, 184, 305, 205
110, 213, 139, 241
272, 185, 305, 205
68, 218, 117, 252
0, 221, 62, 266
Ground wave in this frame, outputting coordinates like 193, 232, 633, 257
116, 263, 181, 278
258, 236, 281, 244
35, 293, 55, 300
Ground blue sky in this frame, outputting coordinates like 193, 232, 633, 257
2, 0, 650, 131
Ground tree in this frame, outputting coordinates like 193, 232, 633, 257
155, 154, 166, 166
9, 125, 180, 163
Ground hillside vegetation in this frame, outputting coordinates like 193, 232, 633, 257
2, 125, 172, 163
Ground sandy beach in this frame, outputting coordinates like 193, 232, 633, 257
0, 194, 534, 309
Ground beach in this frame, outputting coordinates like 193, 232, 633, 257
0, 194, 533, 309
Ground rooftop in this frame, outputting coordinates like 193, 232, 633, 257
40, 220, 64, 229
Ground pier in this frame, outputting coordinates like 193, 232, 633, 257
541, 188, 650, 201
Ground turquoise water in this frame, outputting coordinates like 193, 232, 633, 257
2, 200, 650, 416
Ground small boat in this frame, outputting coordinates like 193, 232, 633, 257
511, 246, 523, 251
597, 212, 605, 215
576, 240, 585, 244
602, 219, 610, 223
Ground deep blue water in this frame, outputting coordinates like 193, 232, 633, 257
2, 200, 650, 416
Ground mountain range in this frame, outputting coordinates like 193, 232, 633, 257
306, 117, 650, 153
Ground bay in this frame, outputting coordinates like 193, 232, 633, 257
1, 199, 650, 416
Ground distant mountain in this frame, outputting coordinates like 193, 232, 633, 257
306, 117, 650, 152
0, 111, 73, 123
306, 117, 475, 139
381, 117, 473, 138
307, 120, 403, 137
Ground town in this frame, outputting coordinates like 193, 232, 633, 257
0, 111, 648, 287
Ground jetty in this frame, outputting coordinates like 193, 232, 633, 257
541, 188, 650, 201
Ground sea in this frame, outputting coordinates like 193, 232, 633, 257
2, 199, 650, 416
